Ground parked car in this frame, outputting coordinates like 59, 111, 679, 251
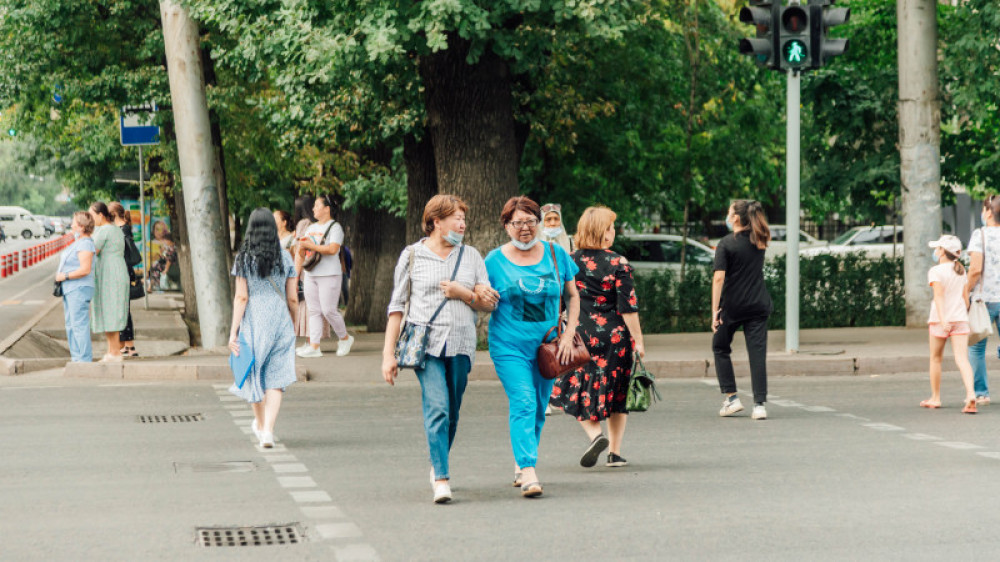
800, 225, 904, 259
50, 217, 66, 235
612, 234, 716, 274
34, 216, 55, 237
0, 206, 45, 239
711, 225, 826, 259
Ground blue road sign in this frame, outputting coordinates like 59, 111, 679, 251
120, 103, 160, 146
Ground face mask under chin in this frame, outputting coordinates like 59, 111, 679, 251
511, 237, 540, 251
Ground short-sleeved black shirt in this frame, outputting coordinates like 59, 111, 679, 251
714, 231, 772, 320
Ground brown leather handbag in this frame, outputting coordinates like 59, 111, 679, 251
537, 242, 591, 380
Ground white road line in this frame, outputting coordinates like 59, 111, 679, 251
302, 506, 347, 519
903, 433, 942, 441
273, 463, 309, 474
801, 405, 836, 412
290, 490, 332, 503
212, 383, 229, 389
862, 423, 905, 431
699, 380, 715, 386
229, 410, 254, 417
317, 522, 363, 539
278, 476, 317, 488
224, 404, 244, 410
240, 426, 253, 435
835, 413, 870, 421
22, 300, 43, 305
3, 385, 65, 390
934, 441, 984, 450
262, 454, 298, 463
332, 543, 381, 562
218, 395, 242, 402
976, 452, 1000, 459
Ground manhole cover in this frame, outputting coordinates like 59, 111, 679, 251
174, 461, 256, 473
196, 525, 302, 547
137, 414, 204, 423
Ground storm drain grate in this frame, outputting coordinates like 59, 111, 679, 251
137, 414, 204, 423
197, 525, 302, 547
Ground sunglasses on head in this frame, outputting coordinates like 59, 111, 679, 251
541, 204, 561, 213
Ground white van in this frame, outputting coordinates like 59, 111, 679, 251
0, 206, 46, 239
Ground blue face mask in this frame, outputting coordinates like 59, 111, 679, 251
511, 237, 540, 251
725, 217, 734, 231
542, 227, 563, 239
931, 251, 940, 265
443, 230, 463, 246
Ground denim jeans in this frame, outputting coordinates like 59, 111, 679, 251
416, 352, 471, 481
968, 301, 1000, 398
63, 286, 94, 362
493, 354, 554, 470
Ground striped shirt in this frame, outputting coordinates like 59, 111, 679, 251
387, 240, 490, 360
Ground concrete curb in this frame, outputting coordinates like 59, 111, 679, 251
63, 360, 310, 382
0, 297, 62, 375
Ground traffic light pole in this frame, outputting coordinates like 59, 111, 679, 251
786, 69, 800, 353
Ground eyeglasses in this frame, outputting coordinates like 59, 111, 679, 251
540, 204, 561, 213
509, 219, 539, 229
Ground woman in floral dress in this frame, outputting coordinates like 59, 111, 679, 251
552, 206, 645, 468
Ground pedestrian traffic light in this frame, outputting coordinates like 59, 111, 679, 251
809, 1, 850, 68
738, 1, 779, 69
778, 4, 810, 70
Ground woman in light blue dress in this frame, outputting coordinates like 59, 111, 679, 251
228, 208, 299, 448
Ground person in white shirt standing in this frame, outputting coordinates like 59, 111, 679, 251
296, 194, 354, 358
923, 234, 976, 413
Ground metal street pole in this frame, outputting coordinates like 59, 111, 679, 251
160, 0, 233, 348
786, 69, 801, 353
138, 145, 149, 310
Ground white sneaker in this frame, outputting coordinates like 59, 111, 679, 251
251, 420, 262, 440
295, 343, 312, 354
259, 431, 275, 448
433, 481, 452, 504
336, 335, 355, 357
296, 346, 323, 358
719, 396, 744, 417
752, 404, 767, 420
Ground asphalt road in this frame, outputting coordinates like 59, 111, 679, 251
1, 372, 999, 560
0, 257, 60, 344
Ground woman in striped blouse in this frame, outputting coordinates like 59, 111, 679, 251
382, 194, 499, 504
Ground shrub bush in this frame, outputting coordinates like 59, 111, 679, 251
633, 254, 905, 333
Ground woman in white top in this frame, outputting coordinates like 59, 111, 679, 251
966, 196, 1000, 405
296, 194, 353, 358
382, 194, 498, 504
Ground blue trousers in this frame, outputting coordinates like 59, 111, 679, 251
416, 352, 471, 481
968, 301, 1000, 398
494, 355, 554, 469
63, 286, 93, 362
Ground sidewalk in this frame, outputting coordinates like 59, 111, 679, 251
48, 292, 995, 382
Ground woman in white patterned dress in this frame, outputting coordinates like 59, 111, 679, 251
228, 208, 299, 448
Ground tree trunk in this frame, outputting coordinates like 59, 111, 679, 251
898, 0, 941, 326
344, 205, 381, 327
170, 184, 199, 330
365, 215, 406, 331
420, 37, 521, 254
403, 133, 439, 243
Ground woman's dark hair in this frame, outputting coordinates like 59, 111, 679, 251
984, 195, 1000, 224
108, 202, 130, 226
274, 209, 292, 232
732, 199, 770, 250
316, 194, 333, 210
235, 208, 283, 279
500, 196, 542, 226
293, 195, 315, 225
90, 201, 113, 222
941, 249, 966, 276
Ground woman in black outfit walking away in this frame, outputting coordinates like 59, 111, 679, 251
711, 200, 772, 420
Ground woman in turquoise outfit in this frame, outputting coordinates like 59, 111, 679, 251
486, 196, 581, 498
228, 208, 299, 449
89, 202, 130, 362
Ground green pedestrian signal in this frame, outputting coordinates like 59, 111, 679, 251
783, 39, 808, 65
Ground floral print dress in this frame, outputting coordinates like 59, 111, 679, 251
552, 249, 639, 421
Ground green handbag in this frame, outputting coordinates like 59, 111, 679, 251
626, 353, 661, 412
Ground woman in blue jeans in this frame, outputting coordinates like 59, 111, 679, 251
382, 194, 498, 504
966, 195, 1000, 404
486, 196, 580, 498
55, 212, 96, 362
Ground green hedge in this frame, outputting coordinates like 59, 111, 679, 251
633, 254, 905, 333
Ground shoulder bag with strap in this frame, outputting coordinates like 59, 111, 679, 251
394, 244, 465, 370
969, 228, 993, 345
537, 242, 591, 380
302, 221, 337, 272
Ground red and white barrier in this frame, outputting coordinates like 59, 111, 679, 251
0, 233, 73, 279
